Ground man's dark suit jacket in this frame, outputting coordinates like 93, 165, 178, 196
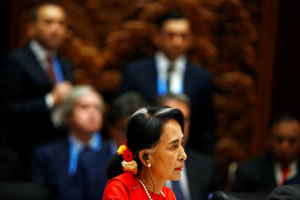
31, 138, 113, 200
0, 44, 73, 168
185, 147, 217, 200
119, 57, 215, 153
232, 152, 300, 193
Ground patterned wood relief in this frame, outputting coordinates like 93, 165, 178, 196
15, 0, 263, 187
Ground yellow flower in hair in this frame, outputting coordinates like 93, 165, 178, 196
117, 144, 127, 155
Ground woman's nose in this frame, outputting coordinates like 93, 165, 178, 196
179, 146, 187, 161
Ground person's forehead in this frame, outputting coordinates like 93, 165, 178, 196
161, 19, 191, 32
160, 119, 182, 141
271, 120, 300, 136
76, 92, 100, 104
38, 5, 65, 19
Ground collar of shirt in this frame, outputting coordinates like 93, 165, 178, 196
109, 140, 119, 154
69, 132, 102, 152
274, 159, 298, 186
155, 51, 186, 78
155, 51, 186, 94
68, 132, 102, 175
29, 40, 56, 72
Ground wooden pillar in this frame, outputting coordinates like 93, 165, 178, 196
252, 0, 280, 157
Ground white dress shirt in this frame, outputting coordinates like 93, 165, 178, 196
274, 160, 298, 186
29, 40, 57, 108
155, 51, 186, 94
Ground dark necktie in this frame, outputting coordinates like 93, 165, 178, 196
172, 180, 185, 200
280, 165, 290, 185
46, 54, 56, 84
76, 147, 93, 199
77, 146, 93, 174
167, 63, 174, 93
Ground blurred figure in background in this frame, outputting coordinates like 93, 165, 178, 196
119, 10, 216, 154
31, 85, 113, 200
232, 113, 300, 193
0, 2, 73, 176
104, 92, 146, 150
156, 93, 218, 200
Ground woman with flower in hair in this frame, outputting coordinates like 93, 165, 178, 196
103, 106, 187, 200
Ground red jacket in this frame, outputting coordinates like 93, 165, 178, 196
103, 172, 176, 200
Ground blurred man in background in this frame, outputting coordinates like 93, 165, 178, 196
0, 2, 73, 176
119, 10, 215, 154
232, 113, 300, 192
31, 85, 113, 200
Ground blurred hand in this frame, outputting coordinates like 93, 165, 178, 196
51, 81, 72, 106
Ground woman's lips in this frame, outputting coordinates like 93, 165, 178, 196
175, 166, 183, 171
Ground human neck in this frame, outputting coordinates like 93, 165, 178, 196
166, 54, 180, 63
71, 131, 94, 144
138, 168, 165, 195
34, 39, 55, 53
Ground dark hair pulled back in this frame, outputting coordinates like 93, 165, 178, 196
106, 106, 184, 179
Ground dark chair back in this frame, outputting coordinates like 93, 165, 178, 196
208, 191, 268, 200
0, 182, 52, 200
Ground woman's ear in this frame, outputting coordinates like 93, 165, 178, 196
138, 150, 149, 167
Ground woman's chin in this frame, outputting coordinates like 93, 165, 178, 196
169, 174, 181, 181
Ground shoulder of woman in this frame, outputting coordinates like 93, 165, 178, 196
162, 186, 177, 200
103, 176, 130, 200
104, 172, 147, 199
106, 172, 138, 192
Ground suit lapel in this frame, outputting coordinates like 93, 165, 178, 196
57, 56, 73, 82
22, 46, 53, 85
149, 58, 158, 99
183, 61, 192, 95
264, 153, 278, 189
59, 140, 71, 177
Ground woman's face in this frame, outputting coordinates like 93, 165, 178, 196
149, 119, 187, 182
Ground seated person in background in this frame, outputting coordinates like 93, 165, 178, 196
232, 113, 300, 193
267, 184, 300, 200
119, 10, 216, 154
103, 106, 187, 199
31, 85, 114, 200
0, 2, 73, 173
156, 93, 217, 200
104, 92, 146, 150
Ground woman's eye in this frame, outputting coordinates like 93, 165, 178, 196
172, 144, 179, 149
